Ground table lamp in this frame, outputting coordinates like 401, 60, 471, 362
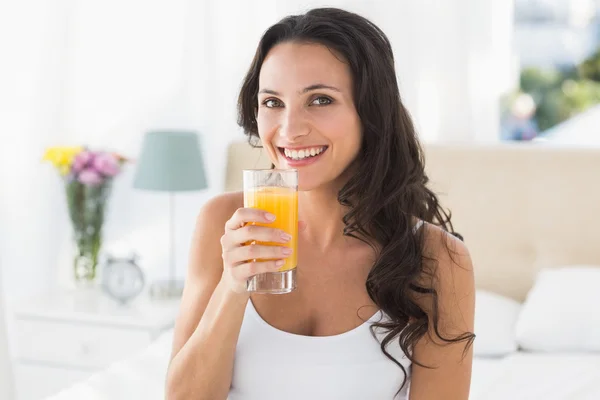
133, 130, 208, 298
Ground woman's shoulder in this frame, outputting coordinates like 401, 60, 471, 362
416, 221, 474, 298
187, 191, 244, 276
202, 191, 244, 209
198, 191, 244, 223
191, 192, 245, 245
418, 221, 469, 262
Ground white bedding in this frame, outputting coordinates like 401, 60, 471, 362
471, 352, 600, 400
46, 331, 173, 400
47, 330, 600, 400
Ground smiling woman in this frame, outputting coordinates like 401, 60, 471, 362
166, 7, 475, 400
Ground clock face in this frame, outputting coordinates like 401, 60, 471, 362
102, 258, 145, 304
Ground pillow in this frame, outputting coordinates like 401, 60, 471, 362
473, 289, 521, 357
515, 266, 600, 352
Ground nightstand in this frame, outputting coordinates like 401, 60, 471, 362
12, 288, 180, 400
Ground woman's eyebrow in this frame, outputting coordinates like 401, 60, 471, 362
301, 83, 341, 93
258, 83, 341, 96
258, 88, 280, 95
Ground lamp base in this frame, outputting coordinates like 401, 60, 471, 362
149, 279, 184, 299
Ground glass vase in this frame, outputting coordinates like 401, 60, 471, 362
73, 247, 100, 283
66, 180, 112, 284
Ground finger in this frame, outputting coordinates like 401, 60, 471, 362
220, 232, 235, 252
228, 243, 292, 264
231, 259, 286, 280
225, 207, 276, 231
230, 224, 292, 247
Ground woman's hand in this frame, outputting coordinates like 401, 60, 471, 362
220, 208, 294, 294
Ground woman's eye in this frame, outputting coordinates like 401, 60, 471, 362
263, 99, 282, 108
311, 96, 332, 106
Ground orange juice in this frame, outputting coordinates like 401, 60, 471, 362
244, 186, 298, 272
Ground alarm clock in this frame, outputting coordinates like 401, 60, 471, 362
101, 253, 145, 305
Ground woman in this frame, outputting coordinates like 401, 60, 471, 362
166, 7, 475, 400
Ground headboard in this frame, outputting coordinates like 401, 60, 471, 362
225, 141, 600, 301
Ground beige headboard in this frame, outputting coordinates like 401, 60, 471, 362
225, 141, 600, 301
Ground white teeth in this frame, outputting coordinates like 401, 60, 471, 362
282, 146, 326, 160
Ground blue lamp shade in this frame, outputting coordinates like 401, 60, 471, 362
133, 131, 208, 192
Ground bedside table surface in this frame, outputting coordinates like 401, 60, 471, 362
14, 289, 181, 330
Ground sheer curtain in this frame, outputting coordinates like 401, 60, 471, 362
0, 0, 73, 307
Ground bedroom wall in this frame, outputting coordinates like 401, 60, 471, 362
0, 0, 514, 359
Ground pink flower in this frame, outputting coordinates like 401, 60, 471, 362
92, 152, 120, 177
78, 168, 104, 186
72, 150, 93, 173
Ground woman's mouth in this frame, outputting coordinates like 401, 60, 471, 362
277, 146, 328, 166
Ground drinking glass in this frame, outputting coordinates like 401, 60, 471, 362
243, 169, 298, 294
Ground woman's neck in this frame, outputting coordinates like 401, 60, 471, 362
298, 183, 349, 251
297, 160, 363, 250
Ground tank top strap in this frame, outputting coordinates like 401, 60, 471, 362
412, 219, 424, 233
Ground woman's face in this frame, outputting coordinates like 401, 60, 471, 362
257, 42, 362, 191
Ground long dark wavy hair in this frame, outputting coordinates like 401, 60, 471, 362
237, 7, 474, 395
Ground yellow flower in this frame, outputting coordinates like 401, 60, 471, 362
42, 146, 84, 174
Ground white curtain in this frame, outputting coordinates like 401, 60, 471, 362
0, 0, 73, 304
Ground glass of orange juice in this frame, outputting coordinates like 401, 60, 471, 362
243, 169, 298, 294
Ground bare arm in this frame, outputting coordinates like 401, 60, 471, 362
409, 226, 476, 400
165, 193, 293, 400
165, 194, 244, 400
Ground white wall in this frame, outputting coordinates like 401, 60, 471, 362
0, 0, 514, 363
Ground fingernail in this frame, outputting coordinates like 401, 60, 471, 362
282, 247, 293, 255
280, 232, 292, 242
275, 260, 285, 267
265, 213, 276, 221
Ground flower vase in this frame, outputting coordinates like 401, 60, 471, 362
67, 180, 112, 285
43, 146, 128, 286
73, 246, 100, 283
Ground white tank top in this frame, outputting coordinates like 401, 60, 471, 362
228, 220, 423, 400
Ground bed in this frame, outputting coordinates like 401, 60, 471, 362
47, 141, 600, 399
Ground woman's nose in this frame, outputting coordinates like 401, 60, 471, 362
279, 109, 310, 141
